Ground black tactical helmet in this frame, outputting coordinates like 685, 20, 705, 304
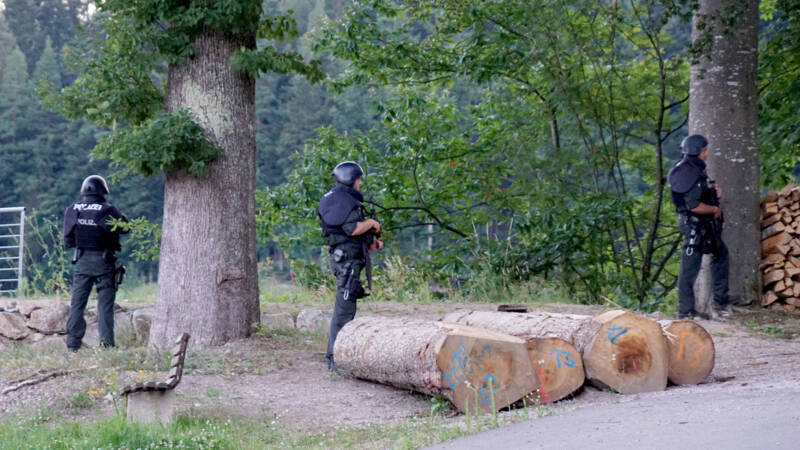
681, 134, 708, 156
80, 175, 110, 196
332, 161, 364, 186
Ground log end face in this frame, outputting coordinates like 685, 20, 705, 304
664, 320, 716, 385
437, 333, 537, 414
527, 338, 585, 403
584, 312, 669, 394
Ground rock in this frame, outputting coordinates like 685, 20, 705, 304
0, 312, 30, 340
84, 321, 100, 347
261, 312, 295, 330
30, 332, 45, 342
0, 335, 13, 350
32, 334, 65, 349
17, 299, 55, 317
0, 299, 18, 312
80, 311, 132, 348
132, 307, 154, 344
27, 302, 70, 334
115, 311, 135, 342
295, 309, 332, 333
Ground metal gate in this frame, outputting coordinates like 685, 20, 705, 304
0, 207, 26, 295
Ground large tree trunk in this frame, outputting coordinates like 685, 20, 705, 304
690, 0, 760, 306
333, 316, 539, 414
443, 310, 669, 394
149, 29, 260, 348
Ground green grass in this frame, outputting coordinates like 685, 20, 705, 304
0, 406, 537, 450
743, 319, 793, 339
116, 281, 158, 304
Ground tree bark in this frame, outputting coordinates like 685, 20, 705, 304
149, 28, 260, 348
690, 0, 760, 306
333, 316, 539, 414
659, 320, 715, 385
443, 310, 669, 394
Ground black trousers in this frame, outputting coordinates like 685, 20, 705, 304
677, 219, 730, 315
66, 250, 117, 350
326, 251, 365, 364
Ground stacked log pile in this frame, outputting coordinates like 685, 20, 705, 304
760, 183, 800, 311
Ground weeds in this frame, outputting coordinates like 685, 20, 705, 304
744, 319, 793, 339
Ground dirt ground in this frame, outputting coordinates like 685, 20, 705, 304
2, 301, 800, 434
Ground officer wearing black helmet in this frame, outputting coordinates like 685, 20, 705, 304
668, 135, 730, 320
63, 175, 128, 351
318, 161, 383, 373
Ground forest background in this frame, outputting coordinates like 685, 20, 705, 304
1, 0, 799, 312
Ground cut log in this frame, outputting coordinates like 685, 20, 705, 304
776, 244, 792, 256
762, 232, 792, 255
763, 269, 785, 286
792, 202, 800, 211
760, 214, 782, 229
761, 222, 786, 240
791, 240, 800, 256
442, 311, 585, 402
333, 316, 538, 414
526, 337, 585, 403
762, 202, 778, 216
763, 189, 779, 204
793, 189, 800, 202
774, 280, 786, 292
659, 320, 715, 385
762, 253, 785, 266
788, 256, 800, 268
442, 310, 668, 394
786, 297, 799, 306
778, 196, 793, 208
762, 291, 779, 307
779, 182, 796, 198
786, 267, 800, 277
785, 277, 794, 288
779, 287, 794, 297
782, 213, 793, 225
794, 284, 800, 297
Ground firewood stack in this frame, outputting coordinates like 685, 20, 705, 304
761, 182, 800, 310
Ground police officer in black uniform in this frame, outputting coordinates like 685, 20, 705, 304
63, 175, 128, 351
668, 135, 730, 320
317, 161, 383, 373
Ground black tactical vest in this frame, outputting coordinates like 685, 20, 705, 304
317, 184, 365, 246
668, 157, 713, 215
64, 199, 119, 250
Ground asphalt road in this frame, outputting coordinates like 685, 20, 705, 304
427, 386, 800, 449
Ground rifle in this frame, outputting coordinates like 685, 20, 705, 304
363, 198, 382, 291
707, 179, 724, 254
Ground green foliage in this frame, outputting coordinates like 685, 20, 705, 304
108, 217, 162, 263
759, 0, 800, 187
262, 0, 691, 309
42, 0, 323, 179
22, 213, 72, 296
96, 110, 221, 178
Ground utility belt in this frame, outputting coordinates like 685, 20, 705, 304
679, 214, 719, 256
330, 242, 365, 262
72, 248, 126, 288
